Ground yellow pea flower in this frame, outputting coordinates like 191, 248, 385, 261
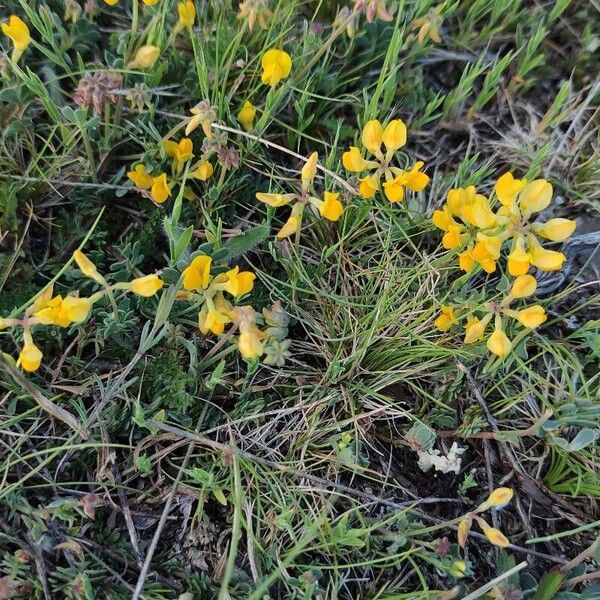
164, 138, 194, 163
237, 0, 273, 31
150, 173, 171, 203
143, 0, 160, 4
529, 239, 566, 271
470, 241, 496, 273
463, 315, 489, 344
17, 333, 43, 373
177, 1, 196, 30
130, 274, 164, 297
198, 304, 230, 335
127, 164, 154, 190
382, 176, 405, 203
182, 255, 212, 290
276, 214, 301, 240
301, 152, 318, 188
215, 266, 256, 297
192, 161, 214, 181
494, 172, 527, 207
507, 239, 532, 276
73, 250, 97, 279
533, 218, 576, 242
476, 517, 510, 548
358, 175, 378, 199
487, 326, 512, 358
457, 517, 471, 548
510, 274, 537, 298
450, 560, 467, 578
516, 305, 547, 329
319, 191, 343, 222
519, 179, 553, 214
1, 15, 31, 61
127, 45, 160, 69
104, 0, 119, 4
261, 49, 292, 86
342, 146, 376, 172
238, 323, 264, 360
362, 120, 384, 154
238, 100, 257, 131
458, 250, 475, 271
411, 6, 443, 44
479, 487, 514, 510
434, 305, 457, 332
470, 196, 497, 229
381, 119, 407, 152
255, 192, 295, 207
403, 161, 429, 192
34, 296, 70, 327
62, 296, 92, 323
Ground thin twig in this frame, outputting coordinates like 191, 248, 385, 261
460, 561, 528, 600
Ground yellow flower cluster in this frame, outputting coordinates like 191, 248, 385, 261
256, 151, 344, 240
433, 172, 576, 358
433, 173, 575, 275
0, 251, 163, 373
342, 119, 429, 202
177, 255, 289, 361
127, 136, 214, 204
457, 487, 514, 549
435, 274, 548, 358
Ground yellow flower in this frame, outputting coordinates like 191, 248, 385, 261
198, 304, 230, 335
476, 518, 510, 548
484, 487, 514, 509
127, 164, 154, 190
150, 173, 171, 203
2, 15, 31, 62
457, 518, 471, 548
276, 214, 301, 239
381, 119, 407, 152
261, 49, 292, 86
434, 305, 456, 332
382, 176, 405, 203
516, 305, 547, 329
529, 239, 565, 271
127, 45, 160, 69
333, 6, 359, 38
532, 218, 576, 242
507, 238, 532, 276
470, 195, 497, 229
342, 147, 376, 172
403, 161, 430, 192
458, 250, 475, 270
494, 172, 527, 207
344, 118, 427, 201
487, 327, 512, 358
464, 315, 488, 344
237, 0, 273, 31
104, 0, 119, 4
182, 255, 212, 290
164, 138, 194, 163
130, 274, 164, 297
411, 6, 443, 44
519, 179, 553, 214
185, 101, 216, 137
238, 100, 257, 131
301, 152, 318, 188
192, 161, 214, 181
358, 175, 378, 199
17, 336, 43, 373
319, 191, 343, 222
362, 119, 384, 154
255, 192, 295, 207
143, 0, 160, 5
510, 274, 537, 298
238, 323, 264, 360
177, 1, 196, 29
73, 250, 98, 279
215, 266, 256, 297
34, 295, 92, 327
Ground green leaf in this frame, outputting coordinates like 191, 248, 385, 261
221, 223, 269, 259
568, 428, 599, 452
535, 569, 565, 600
